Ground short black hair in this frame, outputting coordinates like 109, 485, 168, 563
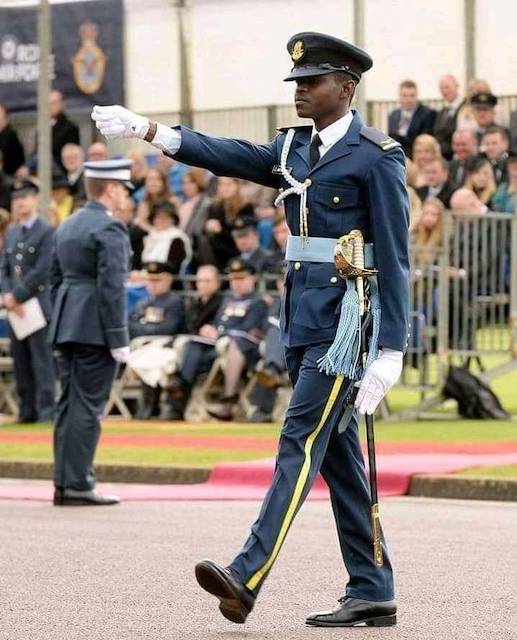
482, 125, 510, 142
332, 70, 357, 103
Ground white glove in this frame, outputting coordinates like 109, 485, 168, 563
355, 348, 403, 415
110, 346, 130, 363
91, 105, 149, 140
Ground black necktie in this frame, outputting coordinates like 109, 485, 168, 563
309, 134, 321, 168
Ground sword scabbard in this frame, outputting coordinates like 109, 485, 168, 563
371, 503, 384, 567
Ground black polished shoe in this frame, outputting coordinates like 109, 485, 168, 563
306, 596, 397, 627
195, 560, 255, 624
53, 488, 120, 506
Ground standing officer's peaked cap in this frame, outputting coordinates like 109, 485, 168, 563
284, 32, 373, 83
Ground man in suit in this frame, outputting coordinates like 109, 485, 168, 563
433, 75, 464, 160
416, 158, 457, 207
49, 90, 80, 170
388, 79, 435, 157
93, 31, 409, 628
1, 179, 55, 423
49, 159, 132, 506
448, 129, 478, 188
61, 143, 86, 200
0, 102, 25, 176
480, 126, 510, 185
0, 150, 13, 211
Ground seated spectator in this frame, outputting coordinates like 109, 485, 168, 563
156, 155, 189, 202
405, 159, 423, 230
178, 168, 212, 264
129, 261, 186, 419
86, 141, 109, 161
412, 134, 442, 187
141, 200, 192, 276
230, 215, 274, 273
433, 75, 464, 160
199, 176, 255, 269
136, 167, 178, 229
491, 156, 517, 214
61, 143, 85, 199
240, 180, 277, 247
126, 149, 149, 201
464, 157, 497, 207
416, 158, 457, 207
113, 188, 146, 271
0, 207, 11, 251
469, 92, 505, 147
269, 212, 290, 265
510, 109, 517, 155
388, 80, 435, 157
49, 90, 80, 170
411, 197, 444, 269
457, 79, 509, 132
449, 129, 478, 188
0, 102, 25, 176
481, 126, 510, 185
49, 170, 74, 225
185, 265, 223, 335
169, 259, 267, 421
449, 187, 488, 218
0, 150, 13, 211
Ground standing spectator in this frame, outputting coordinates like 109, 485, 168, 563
449, 129, 478, 188
388, 80, 435, 157
433, 75, 464, 160
141, 200, 191, 274
49, 90, 80, 170
200, 177, 255, 269
178, 168, 211, 235
416, 158, 457, 208
126, 149, 148, 200
135, 167, 176, 227
1, 179, 55, 423
457, 79, 509, 132
405, 159, 423, 231
269, 213, 289, 265
411, 134, 442, 187
509, 110, 517, 155
230, 215, 274, 273
0, 150, 14, 211
463, 157, 497, 208
49, 170, 75, 225
411, 197, 445, 269
86, 141, 109, 161
469, 93, 500, 147
0, 103, 25, 176
481, 126, 510, 185
113, 191, 146, 271
61, 143, 85, 199
450, 187, 489, 217
156, 155, 189, 202
491, 156, 517, 214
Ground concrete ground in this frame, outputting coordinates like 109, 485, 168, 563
0, 497, 516, 640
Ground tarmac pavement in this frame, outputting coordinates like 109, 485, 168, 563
0, 496, 516, 640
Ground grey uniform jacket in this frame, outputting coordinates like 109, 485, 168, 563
48, 200, 131, 349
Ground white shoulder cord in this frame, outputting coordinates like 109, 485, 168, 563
274, 128, 311, 244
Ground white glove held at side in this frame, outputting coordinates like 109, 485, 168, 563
110, 346, 130, 364
91, 105, 149, 140
355, 348, 403, 415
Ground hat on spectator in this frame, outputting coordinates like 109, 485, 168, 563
143, 261, 176, 279
149, 199, 179, 226
471, 92, 498, 109
83, 158, 134, 189
51, 170, 70, 191
284, 32, 373, 82
231, 214, 258, 236
226, 258, 256, 277
11, 178, 39, 199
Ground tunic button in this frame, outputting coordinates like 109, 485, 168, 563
294, 261, 301, 270
17, 242, 24, 248
16, 253, 23, 260
304, 179, 312, 187
330, 276, 338, 283
333, 196, 340, 204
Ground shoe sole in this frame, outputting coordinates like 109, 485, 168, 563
195, 561, 250, 624
306, 614, 397, 627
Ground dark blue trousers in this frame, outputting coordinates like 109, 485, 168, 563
53, 343, 117, 491
229, 342, 394, 601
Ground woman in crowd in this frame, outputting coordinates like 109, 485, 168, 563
411, 134, 442, 188
48, 171, 75, 225
411, 197, 445, 270
464, 157, 497, 208
406, 158, 423, 231
492, 156, 517, 213
126, 149, 149, 201
135, 167, 179, 231
0, 208, 10, 252
178, 168, 213, 269
141, 199, 192, 277
199, 176, 255, 269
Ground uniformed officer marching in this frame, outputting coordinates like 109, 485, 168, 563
1, 179, 55, 423
49, 159, 132, 506
93, 32, 409, 627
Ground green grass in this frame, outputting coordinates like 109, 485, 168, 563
456, 465, 517, 478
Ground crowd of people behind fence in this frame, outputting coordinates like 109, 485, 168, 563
0, 75, 515, 422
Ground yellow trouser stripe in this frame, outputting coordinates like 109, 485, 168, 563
246, 374, 345, 591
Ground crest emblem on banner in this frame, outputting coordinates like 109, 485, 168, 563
71, 21, 106, 94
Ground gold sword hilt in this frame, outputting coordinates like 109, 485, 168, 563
371, 503, 384, 567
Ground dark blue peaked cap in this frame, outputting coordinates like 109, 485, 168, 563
284, 32, 373, 82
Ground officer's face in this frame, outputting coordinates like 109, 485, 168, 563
229, 274, 255, 296
473, 107, 494, 127
147, 275, 172, 296
233, 230, 258, 254
294, 74, 352, 122
11, 193, 38, 220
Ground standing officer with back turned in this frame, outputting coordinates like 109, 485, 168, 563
92, 32, 409, 627
49, 159, 132, 506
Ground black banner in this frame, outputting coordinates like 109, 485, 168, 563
0, 0, 124, 113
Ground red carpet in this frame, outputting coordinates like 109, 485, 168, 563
1, 451, 517, 502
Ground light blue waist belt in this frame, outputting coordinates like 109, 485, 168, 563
285, 235, 376, 268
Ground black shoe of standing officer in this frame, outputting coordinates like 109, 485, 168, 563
195, 560, 256, 624
306, 596, 397, 627
53, 488, 120, 506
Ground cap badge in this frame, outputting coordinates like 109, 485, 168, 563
291, 40, 305, 62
